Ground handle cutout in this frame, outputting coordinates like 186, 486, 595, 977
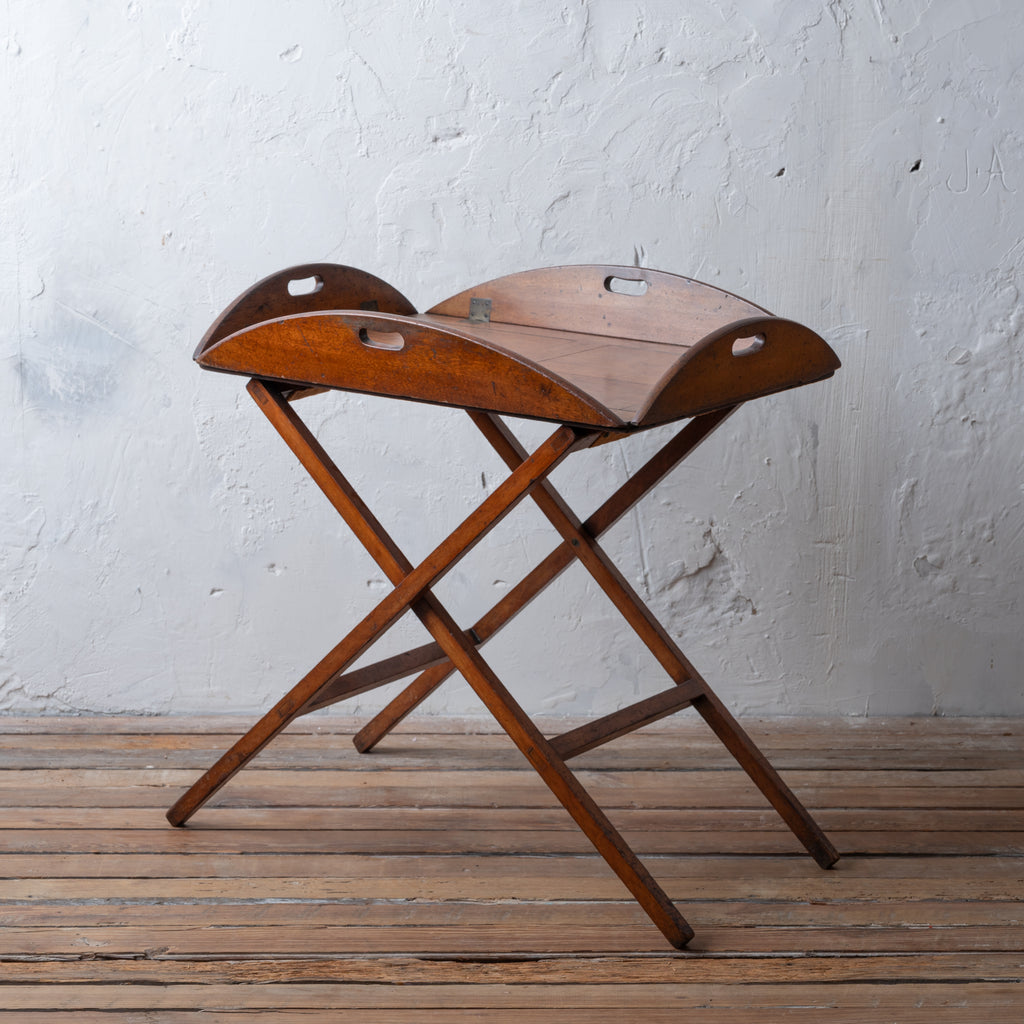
604, 275, 648, 297
732, 333, 765, 357
287, 275, 324, 297
358, 327, 405, 351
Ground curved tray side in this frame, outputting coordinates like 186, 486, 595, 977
637, 317, 841, 426
427, 264, 769, 344
197, 311, 623, 428
194, 263, 417, 360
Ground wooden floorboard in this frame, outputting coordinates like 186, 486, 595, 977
0, 715, 1021, 1018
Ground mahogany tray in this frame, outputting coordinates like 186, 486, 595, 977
194, 263, 840, 429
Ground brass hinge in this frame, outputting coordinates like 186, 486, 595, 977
468, 297, 492, 323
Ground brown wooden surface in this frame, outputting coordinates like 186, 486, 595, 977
195, 263, 839, 428
194, 263, 417, 358
639, 315, 841, 424
198, 309, 624, 427
3, 715, 1023, 1019
426, 264, 769, 343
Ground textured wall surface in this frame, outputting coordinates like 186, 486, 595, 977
2, 0, 1022, 717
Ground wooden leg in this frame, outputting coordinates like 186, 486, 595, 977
353, 659, 453, 752
691, 690, 839, 868
166, 382, 586, 827
354, 406, 738, 752
396, 587, 695, 949
472, 411, 839, 870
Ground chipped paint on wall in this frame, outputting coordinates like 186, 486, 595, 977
1, 0, 1022, 716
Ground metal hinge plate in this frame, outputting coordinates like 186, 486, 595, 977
468, 297, 492, 323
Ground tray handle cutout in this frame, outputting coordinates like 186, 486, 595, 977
732, 332, 766, 357
358, 327, 405, 351
604, 275, 649, 297
287, 274, 324, 297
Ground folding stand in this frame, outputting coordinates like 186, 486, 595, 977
169, 263, 842, 949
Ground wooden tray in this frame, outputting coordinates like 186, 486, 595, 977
194, 263, 840, 430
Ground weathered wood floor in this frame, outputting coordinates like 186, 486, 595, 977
1, 714, 1021, 1020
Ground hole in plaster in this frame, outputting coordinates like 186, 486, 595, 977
910, 159, 922, 172
773, 167, 785, 177
288, 275, 324, 296
605, 276, 648, 296
732, 334, 765, 357
358, 328, 405, 351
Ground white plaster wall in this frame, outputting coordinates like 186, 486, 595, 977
2, 0, 1022, 718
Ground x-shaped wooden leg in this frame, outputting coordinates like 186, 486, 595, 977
470, 411, 839, 871
167, 380, 585, 825
350, 406, 738, 748
344, 408, 837, 870
167, 378, 695, 948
